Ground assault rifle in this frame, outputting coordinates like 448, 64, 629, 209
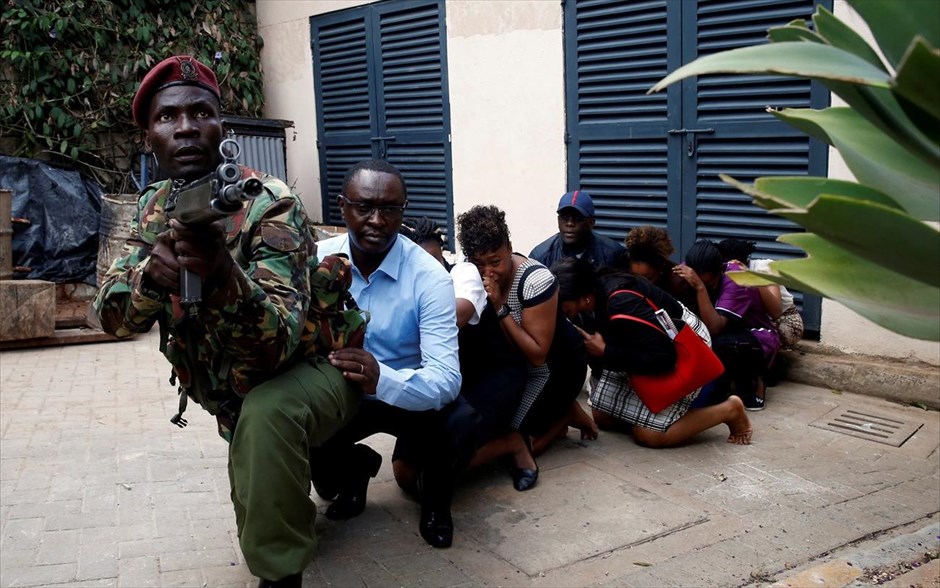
165, 138, 263, 315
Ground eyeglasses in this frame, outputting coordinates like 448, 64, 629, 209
339, 195, 407, 219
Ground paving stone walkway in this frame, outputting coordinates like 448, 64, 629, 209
1, 330, 938, 587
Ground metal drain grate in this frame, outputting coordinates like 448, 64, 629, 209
810, 407, 924, 447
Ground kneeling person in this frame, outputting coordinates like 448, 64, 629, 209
313, 161, 464, 549
94, 55, 360, 588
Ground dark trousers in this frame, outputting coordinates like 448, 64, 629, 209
315, 396, 480, 509
710, 330, 766, 401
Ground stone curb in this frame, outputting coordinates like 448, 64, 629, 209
769, 522, 940, 588
782, 343, 940, 410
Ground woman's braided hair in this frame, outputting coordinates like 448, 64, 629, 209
684, 239, 725, 275
456, 205, 510, 259
716, 238, 757, 265
400, 216, 446, 247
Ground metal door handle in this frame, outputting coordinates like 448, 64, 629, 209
667, 128, 714, 157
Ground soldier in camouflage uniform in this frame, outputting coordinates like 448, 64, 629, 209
94, 55, 357, 588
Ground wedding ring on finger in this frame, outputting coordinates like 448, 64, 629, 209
359, 363, 364, 374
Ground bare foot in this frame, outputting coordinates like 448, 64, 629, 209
569, 401, 599, 440
724, 396, 752, 445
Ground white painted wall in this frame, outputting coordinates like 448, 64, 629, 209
256, 0, 939, 366
445, 1, 566, 255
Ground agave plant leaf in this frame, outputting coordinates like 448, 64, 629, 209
648, 43, 891, 94
848, 0, 940, 70
723, 175, 938, 287
813, 5, 888, 71
770, 107, 939, 220
787, 196, 938, 288
729, 233, 940, 340
727, 270, 778, 287
818, 81, 938, 164
768, 21, 826, 44
893, 37, 940, 132
720, 174, 902, 211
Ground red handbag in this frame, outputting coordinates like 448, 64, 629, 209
609, 290, 724, 413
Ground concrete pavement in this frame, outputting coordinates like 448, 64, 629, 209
1, 330, 938, 587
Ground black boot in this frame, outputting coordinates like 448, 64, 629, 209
257, 572, 302, 588
418, 470, 454, 548
419, 504, 453, 548
325, 444, 382, 521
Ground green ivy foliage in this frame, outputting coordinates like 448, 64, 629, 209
0, 0, 265, 193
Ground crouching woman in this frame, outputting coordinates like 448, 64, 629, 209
552, 258, 752, 447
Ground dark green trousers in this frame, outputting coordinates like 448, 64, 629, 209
227, 356, 359, 580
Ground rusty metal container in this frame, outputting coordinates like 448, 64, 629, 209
96, 193, 139, 287
0, 189, 12, 280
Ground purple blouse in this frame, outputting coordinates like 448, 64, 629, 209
714, 262, 780, 364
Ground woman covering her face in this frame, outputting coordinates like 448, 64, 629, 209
553, 258, 753, 447
455, 205, 597, 492
673, 240, 781, 412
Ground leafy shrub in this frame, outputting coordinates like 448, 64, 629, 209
1, 0, 265, 193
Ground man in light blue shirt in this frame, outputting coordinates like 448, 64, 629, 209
317, 227, 460, 411
312, 159, 464, 549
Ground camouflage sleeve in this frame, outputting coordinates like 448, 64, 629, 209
199, 177, 314, 388
92, 188, 166, 338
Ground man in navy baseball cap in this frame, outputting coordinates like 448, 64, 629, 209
529, 189, 623, 270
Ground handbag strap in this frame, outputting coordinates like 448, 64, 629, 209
609, 289, 659, 312
609, 313, 662, 332
607, 289, 666, 336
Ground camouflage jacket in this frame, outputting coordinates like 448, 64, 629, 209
93, 166, 315, 441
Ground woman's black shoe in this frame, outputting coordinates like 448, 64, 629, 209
510, 434, 539, 492
511, 466, 539, 492
325, 444, 382, 521
419, 505, 454, 548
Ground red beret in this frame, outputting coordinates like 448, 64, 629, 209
132, 55, 221, 128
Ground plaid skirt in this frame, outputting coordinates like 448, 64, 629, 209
588, 304, 710, 432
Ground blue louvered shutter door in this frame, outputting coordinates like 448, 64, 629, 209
373, 0, 454, 244
311, 9, 378, 225
685, 0, 830, 331
565, 0, 682, 241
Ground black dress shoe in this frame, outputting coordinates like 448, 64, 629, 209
510, 434, 538, 492
313, 477, 339, 501
257, 572, 302, 588
420, 506, 453, 548
325, 444, 382, 521
510, 466, 539, 492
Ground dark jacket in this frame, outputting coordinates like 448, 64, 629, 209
596, 271, 683, 375
529, 231, 624, 271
